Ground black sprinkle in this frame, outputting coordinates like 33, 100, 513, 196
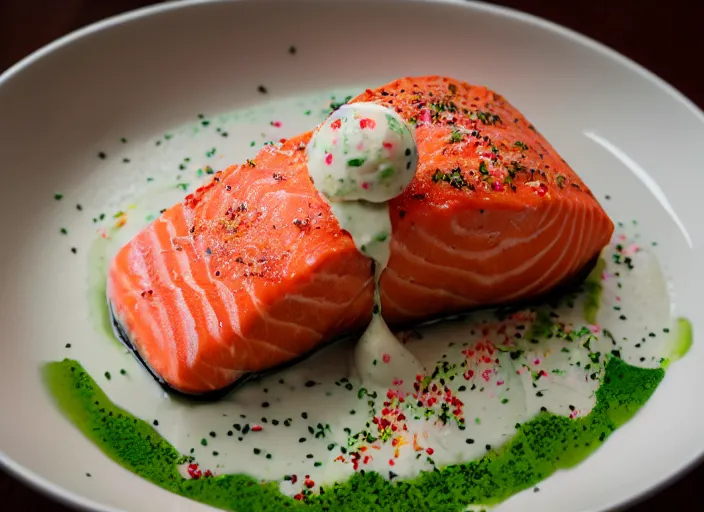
153, 419, 159, 426
65, 343, 71, 348
71, 247, 78, 254
258, 85, 268, 94
98, 152, 106, 159
209, 431, 216, 438
262, 402, 270, 408
289, 45, 297, 55
466, 439, 474, 444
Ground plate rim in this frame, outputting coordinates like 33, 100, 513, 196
1, 0, 703, 511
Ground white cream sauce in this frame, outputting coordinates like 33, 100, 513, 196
81, 92, 682, 500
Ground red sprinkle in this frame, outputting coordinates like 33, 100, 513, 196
359, 118, 376, 130
382, 354, 391, 363
325, 153, 333, 165
251, 425, 263, 432
331, 119, 342, 130
304, 479, 315, 489
187, 464, 202, 479
388, 459, 395, 466
426, 447, 434, 455
294, 494, 305, 501
383, 141, 393, 149
271, 120, 282, 127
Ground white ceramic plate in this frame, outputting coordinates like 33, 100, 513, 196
1, 1, 703, 511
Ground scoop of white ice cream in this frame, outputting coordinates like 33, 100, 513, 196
306, 102, 418, 203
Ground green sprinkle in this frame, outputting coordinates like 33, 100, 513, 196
380, 167, 395, 179
386, 114, 404, 135
347, 158, 365, 167
54, 193, 63, 201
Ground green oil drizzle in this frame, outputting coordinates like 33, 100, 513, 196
583, 257, 606, 325
669, 317, 693, 362
86, 236, 115, 343
43, 357, 663, 512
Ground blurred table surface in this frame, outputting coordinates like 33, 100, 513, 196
1, 0, 702, 510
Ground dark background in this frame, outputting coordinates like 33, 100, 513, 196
0, 0, 701, 510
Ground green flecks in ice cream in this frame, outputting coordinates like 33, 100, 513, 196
43, 357, 662, 512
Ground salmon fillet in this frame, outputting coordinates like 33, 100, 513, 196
107, 76, 614, 395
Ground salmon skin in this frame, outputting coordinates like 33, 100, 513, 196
107, 76, 614, 396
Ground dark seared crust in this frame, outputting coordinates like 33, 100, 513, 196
110, 251, 602, 402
